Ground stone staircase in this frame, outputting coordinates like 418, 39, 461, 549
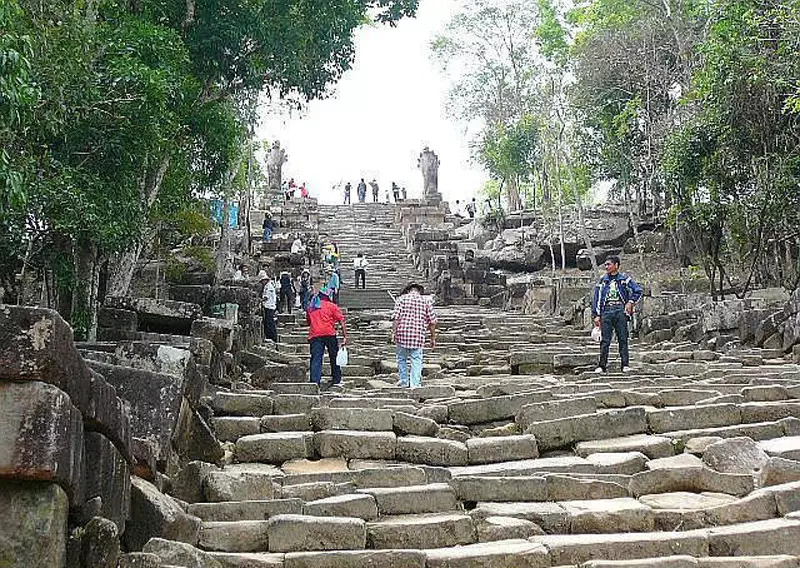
139, 292, 800, 567
318, 203, 424, 310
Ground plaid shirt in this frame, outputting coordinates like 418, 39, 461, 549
392, 291, 437, 349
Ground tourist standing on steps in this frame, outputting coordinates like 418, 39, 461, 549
592, 255, 643, 374
353, 253, 368, 289
259, 271, 278, 343
401, 186, 407, 201
278, 270, 296, 314
392, 283, 437, 388
307, 285, 348, 387
327, 267, 341, 304
466, 198, 477, 219
392, 182, 400, 202
291, 235, 306, 255
344, 182, 352, 204
357, 178, 367, 203
299, 268, 312, 310
370, 179, 380, 203
262, 211, 274, 241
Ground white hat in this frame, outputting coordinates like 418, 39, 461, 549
257, 270, 269, 280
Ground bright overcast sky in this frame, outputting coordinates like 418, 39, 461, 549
257, 0, 487, 205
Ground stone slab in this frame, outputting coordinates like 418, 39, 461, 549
0, 381, 84, 499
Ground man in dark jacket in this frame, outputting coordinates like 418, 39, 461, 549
591, 255, 643, 373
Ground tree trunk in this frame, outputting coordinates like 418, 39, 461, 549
215, 199, 231, 282
71, 239, 99, 341
507, 176, 523, 212
106, 155, 170, 297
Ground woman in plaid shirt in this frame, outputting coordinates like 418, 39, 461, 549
392, 283, 437, 388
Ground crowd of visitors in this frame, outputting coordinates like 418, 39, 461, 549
342, 179, 407, 204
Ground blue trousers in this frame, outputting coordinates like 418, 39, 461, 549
599, 306, 629, 370
310, 336, 341, 385
396, 346, 424, 387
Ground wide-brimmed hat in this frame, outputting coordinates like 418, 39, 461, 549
257, 270, 269, 280
402, 282, 425, 295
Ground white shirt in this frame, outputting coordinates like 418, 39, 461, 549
291, 239, 305, 254
354, 257, 368, 270
262, 281, 277, 309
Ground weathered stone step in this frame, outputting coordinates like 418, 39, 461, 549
526, 408, 648, 451
267, 514, 366, 552
188, 498, 303, 522
358, 483, 459, 516
199, 520, 270, 552
310, 407, 394, 431
235, 432, 314, 463
213, 392, 273, 416
530, 528, 709, 565
451, 474, 628, 503
366, 512, 476, 549
303, 493, 379, 520
580, 556, 800, 567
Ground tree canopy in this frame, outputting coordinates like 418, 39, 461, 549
0, 0, 417, 336
433, 0, 800, 293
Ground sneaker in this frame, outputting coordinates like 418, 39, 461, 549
395, 380, 409, 388
594, 367, 605, 374
622, 366, 633, 373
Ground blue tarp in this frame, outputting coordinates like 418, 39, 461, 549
210, 199, 239, 227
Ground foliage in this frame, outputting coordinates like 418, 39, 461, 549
0, 0, 417, 321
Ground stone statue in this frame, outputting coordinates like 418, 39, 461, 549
266, 140, 288, 196
418, 146, 441, 202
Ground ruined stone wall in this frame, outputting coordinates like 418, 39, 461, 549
0, 305, 132, 566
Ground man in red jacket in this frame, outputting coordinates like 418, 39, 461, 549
306, 285, 348, 386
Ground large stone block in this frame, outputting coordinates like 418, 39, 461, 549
142, 538, 223, 568
83, 432, 131, 533
366, 513, 476, 549
0, 381, 84, 499
106, 297, 202, 335
191, 317, 234, 353
0, 307, 130, 455
647, 404, 742, 434
284, 550, 426, 568
466, 435, 539, 465
516, 397, 597, 428
424, 540, 550, 568
81, 516, 120, 568
314, 431, 397, 460
204, 464, 281, 502
310, 408, 394, 432
125, 476, 201, 551
396, 436, 468, 466
267, 514, 366, 552
0, 481, 69, 568
235, 432, 313, 464
171, 398, 225, 464
448, 393, 551, 425
87, 360, 185, 463
449, 476, 547, 502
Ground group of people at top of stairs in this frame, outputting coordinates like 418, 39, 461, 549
342, 179, 408, 204
282, 178, 311, 201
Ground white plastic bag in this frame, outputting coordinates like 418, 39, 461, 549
336, 347, 349, 367
294, 294, 301, 308
591, 326, 602, 343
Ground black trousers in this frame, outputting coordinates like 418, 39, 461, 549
263, 308, 277, 342
279, 287, 293, 313
599, 306, 630, 370
355, 269, 366, 289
